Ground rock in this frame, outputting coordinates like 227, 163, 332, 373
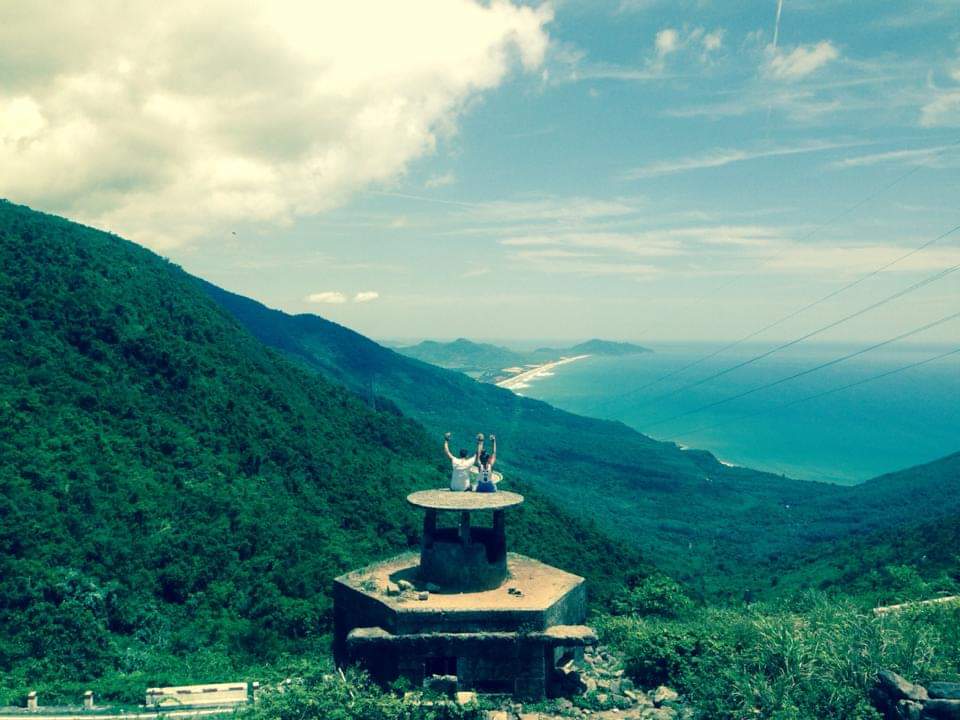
397, 579, 415, 591
641, 708, 677, 720
653, 686, 679, 706
620, 678, 635, 692
425, 583, 441, 593
584, 677, 598, 694
930, 684, 960, 701
896, 700, 923, 720
486, 712, 509, 720
878, 671, 930, 702
923, 699, 960, 720
455, 691, 477, 705
417, 591, 430, 601
385, 582, 401, 596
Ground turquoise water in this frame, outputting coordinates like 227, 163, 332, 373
512, 343, 960, 485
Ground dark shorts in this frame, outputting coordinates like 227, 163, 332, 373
476, 481, 496, 493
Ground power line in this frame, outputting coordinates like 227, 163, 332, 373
631, 137, 960, 342
587, 221, 960, 413
639, 309, 960, 431
667, 346, 960, 438
603, 251, 960, 416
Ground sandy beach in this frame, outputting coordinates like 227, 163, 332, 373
495, 354, 591, 391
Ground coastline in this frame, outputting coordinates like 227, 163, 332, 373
495, 354, 591, 391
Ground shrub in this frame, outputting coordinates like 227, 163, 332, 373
599, 595, 960, 720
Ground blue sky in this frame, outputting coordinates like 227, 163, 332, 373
3, 0, 959, 343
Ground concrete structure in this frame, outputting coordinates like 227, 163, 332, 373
145, 683, 250, 708
334, 489, 596, 700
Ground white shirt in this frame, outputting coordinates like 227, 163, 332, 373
450, 456, 475, 491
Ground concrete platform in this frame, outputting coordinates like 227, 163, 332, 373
333, 552, 590, 699
407, 489, 524, 511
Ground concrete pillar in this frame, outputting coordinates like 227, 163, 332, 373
251, 682, 260, 704
493, 509, 505, 535
422, 509, 437, 548
84, 691, 94, 710
458, 511, 471, 544
27, 691, 37, 711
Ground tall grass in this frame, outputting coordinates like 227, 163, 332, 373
597, 593, 960, 720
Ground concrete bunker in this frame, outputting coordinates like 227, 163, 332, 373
333, 490, 597, 700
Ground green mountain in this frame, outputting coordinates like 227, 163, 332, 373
394, 337, 651, 381
201, 283, 960, 593
394, 338, 526, 378
741, 453, 960, 605
531, 339, 652, 359
0, 200, 643, 692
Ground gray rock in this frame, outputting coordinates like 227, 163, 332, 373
584, 677, 598, 694
397, 579, 415, 591
923, 699, 960, 720
642, 708, 677, 720
896, 699, 923, 720
653, 686, 679, 706
878, 671, 929, 702
385, 582, 401, 596
930, 684, 960, 700
417, 591, 430, 601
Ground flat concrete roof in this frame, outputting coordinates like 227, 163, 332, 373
407, 489, 524, 512
335, 552, 582, 613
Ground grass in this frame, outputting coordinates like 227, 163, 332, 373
596, 593, 960, 720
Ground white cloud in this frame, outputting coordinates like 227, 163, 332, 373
655, 29, 680, 57
921, 91, 960, 126
353, 291, 380, 303
425, 172, 457, 188
0, 1, 551, 249
702, 30, 723, 53
623, 141, 864, 179
831, 144, 958, 169
766, 41, 840, 80
305, 291, 348, 304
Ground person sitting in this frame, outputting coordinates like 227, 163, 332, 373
443, 432, 482, 491
475, 434, 498, 493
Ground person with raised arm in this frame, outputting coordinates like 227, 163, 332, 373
443, 432, 483, 492
475, 433, 498, 493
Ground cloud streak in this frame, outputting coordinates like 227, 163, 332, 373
622, 141, 865, 179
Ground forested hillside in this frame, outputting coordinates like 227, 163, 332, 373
203, 283, 960, 592
0, 200, 643, 695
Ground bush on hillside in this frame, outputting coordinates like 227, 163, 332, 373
240, 665, 482, 720
598, 595, 960, 720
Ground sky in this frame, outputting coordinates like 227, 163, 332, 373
1, 0, 959, 344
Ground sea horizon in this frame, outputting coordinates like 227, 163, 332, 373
493, 341, 960, 486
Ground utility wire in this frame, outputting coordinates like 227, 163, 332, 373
631, 137, 960, 342
594, 249, 960, 418
639, 309, 960, 431
667, 346, 960, 438
587, 221, 960, 413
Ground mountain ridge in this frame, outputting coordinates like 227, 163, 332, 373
201, 280, 960, 592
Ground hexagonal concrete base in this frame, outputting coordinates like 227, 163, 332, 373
333, 552, 595, 700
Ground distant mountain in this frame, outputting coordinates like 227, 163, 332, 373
739, 453, 960, 605
395, 337, 651, 381
532, 339, 652, 359
203, 281, 960, 593
0, 200, 644, 688
395, 338, 526, 378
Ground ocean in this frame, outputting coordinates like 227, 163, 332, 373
510, 343, 960, 485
